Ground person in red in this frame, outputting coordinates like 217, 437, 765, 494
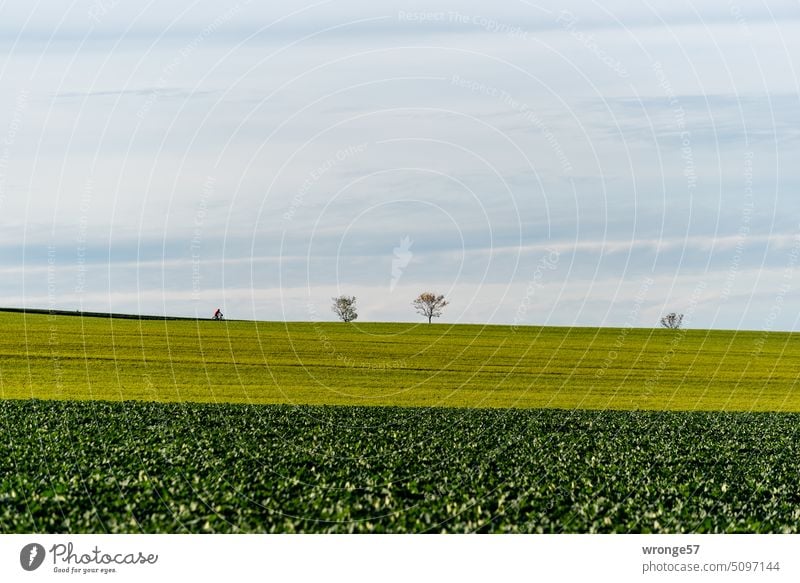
213, 308, 223, 320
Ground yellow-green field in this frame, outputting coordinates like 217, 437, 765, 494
4, 310, 800, 533
2, 310, 798, 411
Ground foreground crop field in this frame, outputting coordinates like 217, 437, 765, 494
1, 310, 800, 410
1, 400, 799, 533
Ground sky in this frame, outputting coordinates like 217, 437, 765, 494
1, 0, 799, 330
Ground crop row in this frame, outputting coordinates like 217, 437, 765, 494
1, 400, 799, 533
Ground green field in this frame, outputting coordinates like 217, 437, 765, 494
3, 400, 799, 533
3, 310, 800, 533
1, 310, 799, 411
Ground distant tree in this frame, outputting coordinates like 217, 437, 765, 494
660, 313, 684, 329
413, 292, 449, 324
332, 295, 358, 323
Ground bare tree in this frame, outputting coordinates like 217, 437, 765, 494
332, 295, 358, 322
660, 313, 684, 329
413, 292, 449, 324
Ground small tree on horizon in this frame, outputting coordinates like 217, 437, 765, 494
332, 295, 358, 323
660, 312, 684, 329
413, 292, 449, 324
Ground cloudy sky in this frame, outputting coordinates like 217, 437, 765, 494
1, 0, 799, 330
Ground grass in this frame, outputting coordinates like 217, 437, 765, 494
3, 310, 799, 534
1, 310, 800, 411
4, 400, 799, 533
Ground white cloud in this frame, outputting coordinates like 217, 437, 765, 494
2, 1, 800, 330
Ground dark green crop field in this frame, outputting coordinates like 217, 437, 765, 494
1, 310, 800, 411
3, 310, 799, 533
2, 400, 799, 533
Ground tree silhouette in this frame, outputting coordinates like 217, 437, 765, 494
413, 292, 449, 324
660, 313, 684, 329
332, 295, 358, 323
